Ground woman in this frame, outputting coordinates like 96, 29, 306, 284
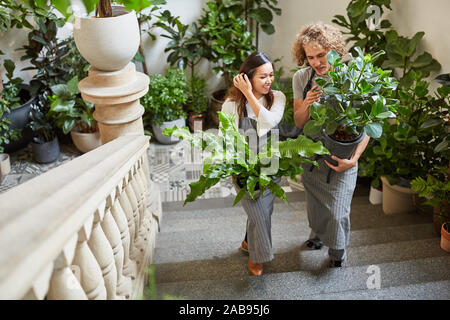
291, 23, 370, 267
221, 52, 286, 276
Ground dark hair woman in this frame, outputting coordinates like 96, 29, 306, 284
221, 52, 286, 276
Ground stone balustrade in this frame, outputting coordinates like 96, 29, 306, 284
0, 135, 161, 300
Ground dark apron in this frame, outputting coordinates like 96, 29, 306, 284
238, 105, 280, 263
301, 68, 357, 250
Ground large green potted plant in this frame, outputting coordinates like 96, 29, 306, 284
199, 0, 256, 125
302, 47, 398, 167
375, 71, 448, 214
162, 111, 329, 205
142, 68, 188, 144
0, 59, 35, 153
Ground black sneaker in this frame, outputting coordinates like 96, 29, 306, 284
329, 259, 346, 268
305, 239, 323, 250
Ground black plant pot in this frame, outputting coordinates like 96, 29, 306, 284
1, 88, 35, 153
278, 121, 302, 138
31, 136, 60, 164
321, 129, 366, 166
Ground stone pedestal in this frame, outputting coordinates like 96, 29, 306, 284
78, 62, 149, 144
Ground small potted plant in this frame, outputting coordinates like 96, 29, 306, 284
303, 47, 398, 167
411, 167, 450, 235
141, 68, 188, 144
185, 76, 209, 132
162, 111, 329, 205
0, 59, 36, 153
46, 76, 100, 153
28, 100, 60, 164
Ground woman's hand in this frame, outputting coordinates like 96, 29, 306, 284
303, 85, 322, 108
233, 73, 253, 96
324, 155, 356, 172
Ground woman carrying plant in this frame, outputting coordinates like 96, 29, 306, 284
291, 23, 370, 267
221, 52, 286, 275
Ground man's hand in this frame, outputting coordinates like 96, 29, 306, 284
324, 155, 356, 172
303, 85, 322, 108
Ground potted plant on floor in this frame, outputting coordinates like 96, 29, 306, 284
28, 101, 60, 164
142, 68, 189, 144
46, 76, 99, 153
411, 167, 450, 236
302, 47, 398, 167
155, 13, 211, 131
0, 59, 36, 153
375, 70, 448, 214
162, 111, 329, 205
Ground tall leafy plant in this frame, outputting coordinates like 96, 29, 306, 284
228, 0, 281, 50
163, 111, 329, 205
367, 71, 448, 187
332, 0, 393, 63
381, 30, 441, 88
199, 0, 256, 88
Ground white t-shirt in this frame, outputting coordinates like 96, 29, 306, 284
220, 90, 286, 137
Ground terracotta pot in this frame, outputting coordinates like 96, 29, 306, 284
441, 223, 450, 253
380, 176, 419, 215
73, 6, 139, 71
70, 129, 101, 153
433, 203, 450, 235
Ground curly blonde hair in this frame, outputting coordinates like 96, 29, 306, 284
292, 22, 348, 67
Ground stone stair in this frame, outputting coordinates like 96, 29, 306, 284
150, 186, 450, 300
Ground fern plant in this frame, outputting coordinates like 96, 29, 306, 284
163, 111, 329, 206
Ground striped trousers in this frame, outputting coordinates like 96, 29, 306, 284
301, 159, 358, 256
240, 178, 280, 264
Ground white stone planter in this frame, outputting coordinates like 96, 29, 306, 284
73, 6, 140, 72
369, 186, 383, 205
71, 129, 102, 154
152, 118, 186, 144
0, 153, 11, 183
380, 176, 419, 215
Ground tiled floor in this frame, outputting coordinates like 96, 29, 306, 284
0, 139, 301, 202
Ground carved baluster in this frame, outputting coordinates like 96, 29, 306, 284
47, 235, 87, 300
101, 194, 133, 299
23, 263, 54, 299
111, 183, 138, 279
72, 215, 107, 300
119, 177, 142, 264
87, 201, 117, 300
127, 169, 146, 255
124, 172, 140, 241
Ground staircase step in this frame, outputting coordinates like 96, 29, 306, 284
154, 237, 446, 284
308, 280, 450, 300
155, 219, 437, 263
153, 256, 450, 300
